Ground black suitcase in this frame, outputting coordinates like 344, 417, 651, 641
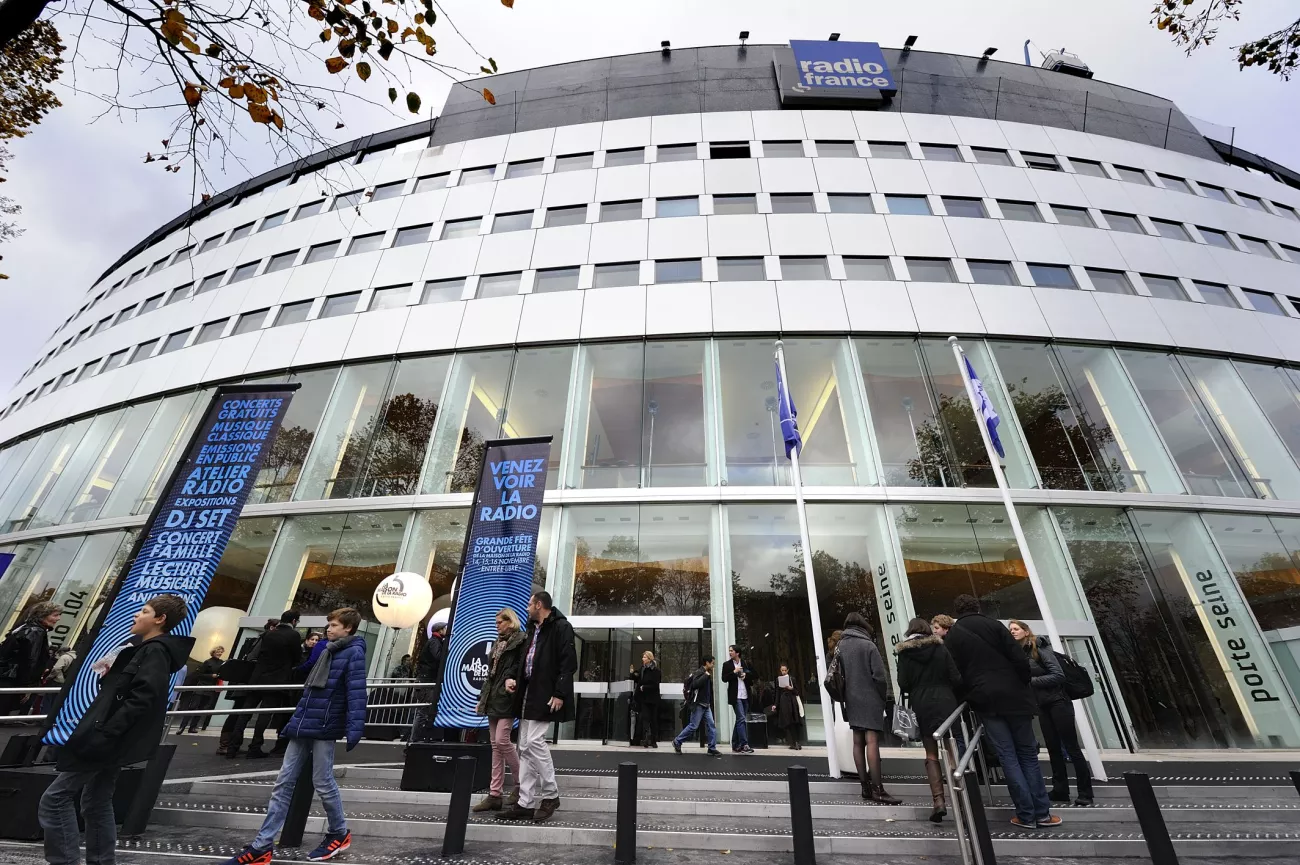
0, 764, 143, 840
400, 741, 491, 793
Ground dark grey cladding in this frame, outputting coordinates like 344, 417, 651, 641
98, 44, 1294, 287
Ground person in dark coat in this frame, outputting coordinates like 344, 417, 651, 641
774, 663, 803, 750
221, 610, 303, 758
944, 595, 1059, 829
895, 617, 963, 822
40, 594, 191, 865
0, 602, 60, 715
224, 607, 367, 865
179, 645, 226, 733
836, 613, 899, 803
721, 645, 757, 753
410, 622, 448, 742
473, 608, 526, 812
1009, 620, 1093, 807
631, 650, 662, 747
499, 591, 576, 825
672, 655, 721, 756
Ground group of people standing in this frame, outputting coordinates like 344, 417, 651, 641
831, 594, 1092, 829
666, 646, 806, 755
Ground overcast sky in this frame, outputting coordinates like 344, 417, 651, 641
2, 0, 1297, 388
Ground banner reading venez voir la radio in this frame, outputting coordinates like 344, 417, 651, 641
43, 383, 299, 746
434, 436, 552, 728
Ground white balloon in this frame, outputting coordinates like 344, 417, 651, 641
372, 572, 434, 629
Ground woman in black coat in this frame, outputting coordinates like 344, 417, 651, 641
630, 651, 662, 747
1009, 620, 1093, 806
774, 663, 803, 749
895, 617, 963, 822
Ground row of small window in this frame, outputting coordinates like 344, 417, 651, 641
24, 254, 1300, 411
98, 139, 1300, 305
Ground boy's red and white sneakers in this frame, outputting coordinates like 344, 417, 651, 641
308, 830, 352, 861
221, 846, 273, 865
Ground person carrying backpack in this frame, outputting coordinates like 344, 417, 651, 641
0, 602, 61, 715
1009, 620, 1093, 806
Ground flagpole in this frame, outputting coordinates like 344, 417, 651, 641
948, 336, 1108, 782
775, 340, 841, 779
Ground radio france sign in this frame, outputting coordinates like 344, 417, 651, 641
780, 40, 898, 107
434, 436, 552, 728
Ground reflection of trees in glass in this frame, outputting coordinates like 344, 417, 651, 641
256, 426, 314, 498
1064, 529, 1226, 748
450, 428, 488, 493
1235, 551, 1300, 632
907, 391, 990, 487
572, 535, 709, 616
331, 392, 439, 498
1002, 376, 1124, 492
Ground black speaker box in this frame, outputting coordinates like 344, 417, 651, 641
400, 742, 491, 793
0, 765, 143, 840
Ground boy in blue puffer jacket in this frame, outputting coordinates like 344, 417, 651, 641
224, 608, 368, 864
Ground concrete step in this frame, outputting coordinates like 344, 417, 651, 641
152, 787, 1300, 858
182, 778, 1300, 824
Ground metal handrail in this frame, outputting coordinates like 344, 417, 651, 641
934, 701, 995, 865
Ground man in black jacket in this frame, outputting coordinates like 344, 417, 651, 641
721, 645, 756, 754
39, 594, 192, 865
222, 610, 303, 759
672, 655, 721, 756
499, 591, 575, 824
944, 594, 1059, 830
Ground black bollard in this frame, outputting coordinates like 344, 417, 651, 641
962, 771, 997, 865
278, 748, 316, 848
615, 761, 637, 864
1291, 770, 1300, 798
121, 744, 176, 836
1124, 771, 1178, 865
441, 755, 476, 856
787, 765, 815, 865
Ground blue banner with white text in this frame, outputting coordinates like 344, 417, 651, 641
434, 437, 551, 728
44, 385, 298, 745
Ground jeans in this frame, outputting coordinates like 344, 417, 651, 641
516, 719, 558, 809
732, 698, 750, 750
981, 713, 1051, 825
39, 767, 120, 865
1040, 699, 1093, 799
251, 738, 346, 849
673, 704, 717, 751
488, 717, 519, 797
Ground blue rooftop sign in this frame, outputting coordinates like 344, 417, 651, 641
789, 40, 897, 95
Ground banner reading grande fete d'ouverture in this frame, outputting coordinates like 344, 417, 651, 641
43, 384, 299, 746
434, 436, 552, 729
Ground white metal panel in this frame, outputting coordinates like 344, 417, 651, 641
825, 214, 893, 256
490, 175, 547, 214
457, 133, 509, 169
648, 215, 708, 259
649, 160, 706, 198
372, 245, 433, 287
203, 331, 262, 381
457, 295, 524, 348
841, 281, 918, 331
277, 260, 338, 305
700, 111, 754, 142
706, 214, 772, 257
397, 302, 464, 354
343, 307, 410, 361
757, 157, 819, 193
324, 251, 382, 293
710, 281, 781, 332
802, 109, 858, 141
970, 284, 1052, 338
588, 219, 649, 263
1092, 293, 1175, 345
1055, 225, 1129, 270
580, 285, 647, 339
766, 214, 833, 256
867, 159, 931, 194
907, 282, 986, 335
919, 161, 985, 198
531, 224, 592, 269
650, 112, 703, 145
601, 116, 654, 151
552, 121, 603, 156
645, 282, 712, 335
440, 183, 497, 221
884, 215, 956, 258
294, 315, 358, 367
703, 158, 762, 194
1001, 221, 1070, 263
516, 291, 584, 343
971, 164, 1036, 201
776, 280, 849, 331
475, 231, 538, 273
421, 237, 483, 280
944, 216, 1014, 261
1033, 288, 1116, 342
504, 127, 556, 162
812, 157, 874, 193
595, 164, 651, 202
851, 111, 908, 141
541, 168, 598, 208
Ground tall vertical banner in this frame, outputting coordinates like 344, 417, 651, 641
43, 384, 299, 746
435, 436, 552, 728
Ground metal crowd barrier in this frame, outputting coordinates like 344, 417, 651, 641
934, 702, 997, 865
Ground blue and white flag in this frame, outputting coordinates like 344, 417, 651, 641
964, 356, 1005, 459
775, 359, 802, 458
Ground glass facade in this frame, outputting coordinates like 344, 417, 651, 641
5, 334, 1300, 748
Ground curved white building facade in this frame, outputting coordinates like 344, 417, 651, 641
4, 44, 1300, 752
